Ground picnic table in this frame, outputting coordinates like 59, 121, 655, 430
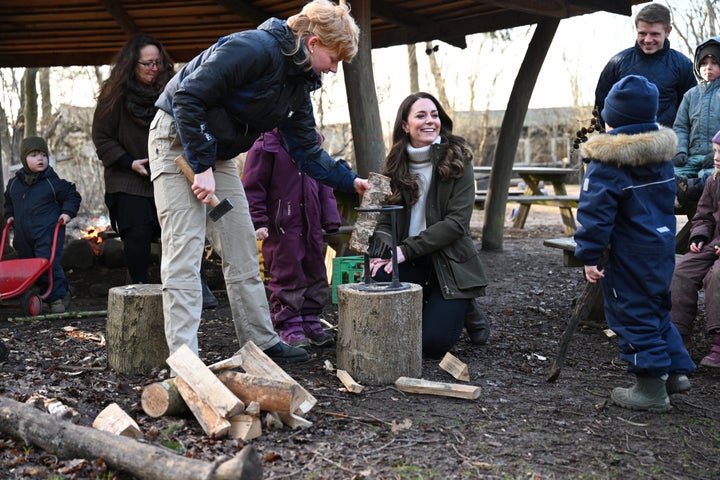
474, 166, 581, 235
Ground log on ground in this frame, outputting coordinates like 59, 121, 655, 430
0, 396, 262, 480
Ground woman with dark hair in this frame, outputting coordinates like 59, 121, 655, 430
369, 92, 489, 358
91, 34, 173, 284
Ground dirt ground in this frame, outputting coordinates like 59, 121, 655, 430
0, 205, 718, 479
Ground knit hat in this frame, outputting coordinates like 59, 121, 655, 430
712, 129, 720, 145
696, 42, 720, 66
20, 136, 49, 161
601, 75, 658, 128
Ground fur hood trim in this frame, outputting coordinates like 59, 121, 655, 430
580, 127, 677, 167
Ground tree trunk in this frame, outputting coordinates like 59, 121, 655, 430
106, 284, 168, 374
23, 68, 38, 137
482, 19, 560, 251
408, 44, 419, 93
0, 396, 262, 480
343, 0, 385, 177
425, 42, 450, 111
336, 283, 422, 385
39, 67, 52, 132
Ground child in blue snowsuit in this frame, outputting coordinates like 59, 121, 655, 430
4, 137, 82, 313
575, 75, 695, 413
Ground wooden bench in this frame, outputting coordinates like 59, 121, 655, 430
542, 237, 582, 267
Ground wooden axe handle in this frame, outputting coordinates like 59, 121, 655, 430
173, 154, 219, 208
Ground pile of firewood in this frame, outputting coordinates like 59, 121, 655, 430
136, 341, 318, 441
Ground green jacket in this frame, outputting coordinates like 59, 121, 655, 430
375, 141, 488, 299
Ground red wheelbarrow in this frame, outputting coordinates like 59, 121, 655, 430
0, 218, 64, 316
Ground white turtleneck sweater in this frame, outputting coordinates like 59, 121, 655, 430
406, 136, 441, 237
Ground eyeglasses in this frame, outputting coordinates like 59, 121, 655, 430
137, 60, 163, 69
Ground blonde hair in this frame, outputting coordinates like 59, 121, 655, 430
287, 0, 359, 65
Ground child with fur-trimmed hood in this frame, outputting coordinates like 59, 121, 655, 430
574, 75, 695, 413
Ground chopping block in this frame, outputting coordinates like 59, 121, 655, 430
336, 282, 422, 385
107, 284, 168, 374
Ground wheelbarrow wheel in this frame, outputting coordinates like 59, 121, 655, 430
21, 290, 42, 316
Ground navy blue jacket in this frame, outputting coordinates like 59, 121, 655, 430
4, 167, 81, 252
595, 39, 695, 128
156, 18, 357, 192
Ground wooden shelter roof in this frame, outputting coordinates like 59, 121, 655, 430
1, 0, 645, 68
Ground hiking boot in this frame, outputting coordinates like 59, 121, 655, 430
263, 341, 309, 364
47, 299, 65, 314
611, 376, 671, 413
666, 373, 691, 394
201, 275, 218, 310
277, 317, 310, 348
700, 334, 720, 368
302, 315, 335, 348
464, 298, 490, 345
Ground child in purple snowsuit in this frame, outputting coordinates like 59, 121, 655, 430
670, 129, 720, 368
243, 129, 341, 348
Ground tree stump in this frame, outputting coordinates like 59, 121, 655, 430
107, 284, 168, 374
336, 283, 422, 385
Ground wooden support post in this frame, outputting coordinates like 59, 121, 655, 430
106, 284, 167, 374
336, 283, 423, 385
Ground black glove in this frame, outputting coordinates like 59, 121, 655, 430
368, 231, 393, 259
702, 152, 715, 170
672, 152, 688, 167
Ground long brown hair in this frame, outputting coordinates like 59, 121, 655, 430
383, 92, 472, 205
95, 33, 174, 118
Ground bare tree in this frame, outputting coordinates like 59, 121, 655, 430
424, 42, 450, 112
40, 68, 52, 132
407, 44, 419, 93
667, 0, 719, 57
23, 68, 38, 137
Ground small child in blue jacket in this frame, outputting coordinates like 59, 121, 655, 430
575, 75, 695, 413
4, 137, 82, 313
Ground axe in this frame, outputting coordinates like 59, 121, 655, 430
174, 154, 234, 222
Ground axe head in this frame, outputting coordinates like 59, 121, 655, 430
208, 197, 234, 222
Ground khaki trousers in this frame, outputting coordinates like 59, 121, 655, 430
148, 110, 279, 355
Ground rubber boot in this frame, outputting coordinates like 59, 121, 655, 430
611, 376, 671, 413
276, 316, 310, 348
302, 315, 334, 347
666, 373, 691, 394
700, 333, 720, 368
464, 298, 490, 345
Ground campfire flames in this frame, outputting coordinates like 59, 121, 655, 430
80, 224, 109, 255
